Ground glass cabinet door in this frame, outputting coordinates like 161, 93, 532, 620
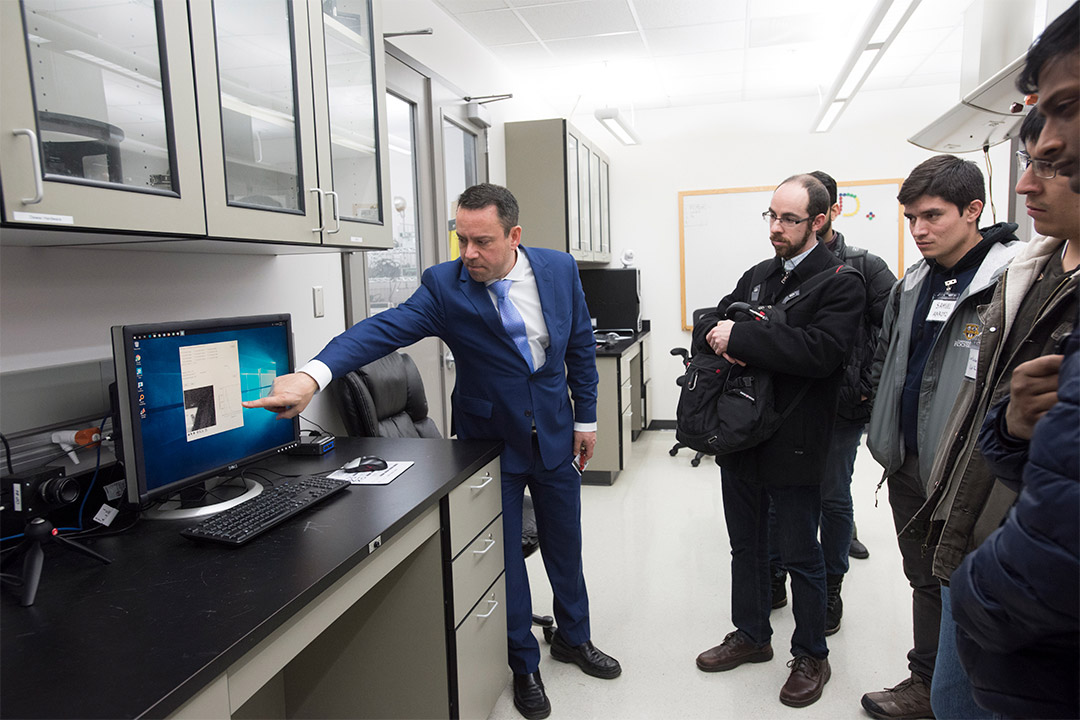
309, 0, 391, 249
0, 0, 205, 235
599, 159, 611, 256
192, 0, 321, 243
589, 150, 601, 256
577, 142, 591, 257
566, 134, 580, 253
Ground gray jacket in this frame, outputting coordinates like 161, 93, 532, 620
911, 234, 1078, 581
867, 237, 1021, 485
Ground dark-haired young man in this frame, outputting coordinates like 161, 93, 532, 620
1017, 1, 1079, 193
693, 174, 864, 709
861, 155, 1020, 720
909, 109, 1079, 719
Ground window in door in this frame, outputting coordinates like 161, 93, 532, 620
443, 118, 477, 261
366, 92, 419, 312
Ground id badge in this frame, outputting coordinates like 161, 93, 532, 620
927, 292, 959, 322
964, 331, 982, 379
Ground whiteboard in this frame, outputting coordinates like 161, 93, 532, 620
678, 180, 907, 329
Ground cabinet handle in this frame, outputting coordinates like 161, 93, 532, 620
309, 187, 326, 232
327, 190, 341, 233
13, 129, 44, 205
469, 473, 494, 490
472, 534, 496, 555
476, 597, 499, 619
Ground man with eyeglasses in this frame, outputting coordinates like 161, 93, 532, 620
692, 174, 864, 709
903, 109, 1079, 719
860, 155, 1020, 720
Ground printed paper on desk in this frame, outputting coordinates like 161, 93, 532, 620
327, 461, 414, 485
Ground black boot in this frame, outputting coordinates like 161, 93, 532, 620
849, 524, 870, 559
770, 566, 788, 610
825, 573, 843, 636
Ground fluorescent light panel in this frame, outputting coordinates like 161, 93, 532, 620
594, 108, 640, 145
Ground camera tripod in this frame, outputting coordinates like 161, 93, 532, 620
1, 517, 110, 606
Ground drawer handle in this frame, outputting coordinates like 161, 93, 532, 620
472, 535, 496, 555
469, 473, 494, 490
476, 597, 499, 619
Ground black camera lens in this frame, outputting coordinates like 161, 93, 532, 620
38, 476, 79, 506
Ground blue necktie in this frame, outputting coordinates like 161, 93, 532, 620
492, 279, 534, 372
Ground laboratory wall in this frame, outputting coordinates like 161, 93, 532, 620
593, 86, 1017, 421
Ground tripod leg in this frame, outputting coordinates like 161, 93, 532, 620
53, 534, 111, 565
20, 542, 44, 607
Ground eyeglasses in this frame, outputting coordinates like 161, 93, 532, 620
762, 211, 810, 228
1016, 150, 1058, 179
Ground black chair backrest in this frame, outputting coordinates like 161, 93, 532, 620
333, 352, 442, 439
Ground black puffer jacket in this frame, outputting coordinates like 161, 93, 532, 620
951, 325, 1079, 719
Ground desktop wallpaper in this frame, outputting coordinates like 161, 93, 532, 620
131, 323, 295, 495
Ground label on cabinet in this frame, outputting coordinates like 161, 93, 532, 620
14, 212, 73, 225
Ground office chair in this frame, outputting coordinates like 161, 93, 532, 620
332, 351, 555, 636
669, 308, 715, 467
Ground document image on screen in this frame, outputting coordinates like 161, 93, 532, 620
180, 340, 244, 441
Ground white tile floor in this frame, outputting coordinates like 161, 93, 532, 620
486, 429, 917, 720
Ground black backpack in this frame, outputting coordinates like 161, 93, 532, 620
675, 264, 857, 457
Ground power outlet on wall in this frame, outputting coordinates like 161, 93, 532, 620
312, 286, 325, 318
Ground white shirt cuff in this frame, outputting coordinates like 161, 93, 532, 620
574, 422, 598, 433
298, 359, 332, 392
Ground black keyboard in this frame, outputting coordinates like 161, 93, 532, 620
180, 476, 350, 546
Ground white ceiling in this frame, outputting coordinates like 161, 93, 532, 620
431, 0, 982, 120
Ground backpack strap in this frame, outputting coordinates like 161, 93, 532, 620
775, 264, 859, 311
748, 258, 778, 304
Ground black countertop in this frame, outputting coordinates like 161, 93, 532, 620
0, 437, 502, 720
594, 325, 650, 357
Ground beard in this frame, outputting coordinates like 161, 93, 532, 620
771, 222, 816, 260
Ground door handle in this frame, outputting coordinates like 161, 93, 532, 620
327, 190, 341, 233
13, 129, 44, 204
309, 187, 326, 233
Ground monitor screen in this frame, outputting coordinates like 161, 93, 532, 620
112, 314, 298, 506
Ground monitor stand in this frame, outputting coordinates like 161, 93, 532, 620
144, 478, 263, 521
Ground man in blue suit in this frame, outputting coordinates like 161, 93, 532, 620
245, 183, 620, 719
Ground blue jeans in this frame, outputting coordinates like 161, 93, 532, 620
820, 419, 863, 576
932, 585, 999, 719
769, 420, 863, 577
721, 467, 827, 659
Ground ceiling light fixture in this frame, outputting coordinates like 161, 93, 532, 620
811, 0, 922, 133
594, 108, 641, 145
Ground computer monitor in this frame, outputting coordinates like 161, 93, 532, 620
111, 314, 298, 518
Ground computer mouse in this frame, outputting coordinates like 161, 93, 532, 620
343, 455, 388, 473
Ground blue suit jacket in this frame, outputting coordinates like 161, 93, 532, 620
315, 246, 598, 474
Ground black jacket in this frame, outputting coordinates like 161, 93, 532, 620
951, 326, 1079, 719
693, 241, 865, 485
827, 231, 896, 423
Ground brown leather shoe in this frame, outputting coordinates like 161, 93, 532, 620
779, 655, 831, 707
696, 630, 773, 672
861, 675, 935, 719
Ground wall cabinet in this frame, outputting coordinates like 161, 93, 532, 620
505, 119, 611, 263
0, 0, 392, 251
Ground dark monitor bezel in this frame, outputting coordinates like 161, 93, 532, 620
111, 313, 299, 507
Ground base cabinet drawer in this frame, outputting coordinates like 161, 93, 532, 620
452, 515, 504, 627
448, 458, 502, 557
455, 574, 508, 720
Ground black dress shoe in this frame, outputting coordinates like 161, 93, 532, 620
513, 671, 551, 720
550, 631, 622, 678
